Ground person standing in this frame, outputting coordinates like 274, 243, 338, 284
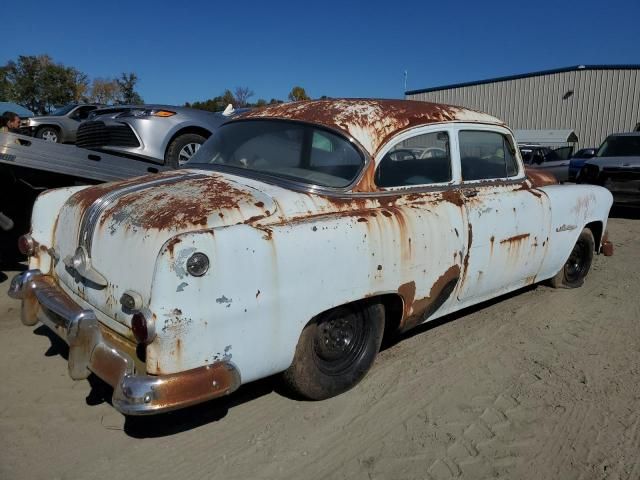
0, 111, 21, 133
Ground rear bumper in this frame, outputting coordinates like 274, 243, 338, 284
9, 270, 241, 415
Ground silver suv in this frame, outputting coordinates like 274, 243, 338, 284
76, 105, 239, 167
24, 104, 102, 143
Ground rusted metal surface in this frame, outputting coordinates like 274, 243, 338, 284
525, 167, 558, 187
98, 174, 265, 231
601, 231, 614, 256
19, 100, 615, 413
238, 99, 503, 157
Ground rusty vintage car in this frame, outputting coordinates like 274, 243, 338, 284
9, 99, 614, 415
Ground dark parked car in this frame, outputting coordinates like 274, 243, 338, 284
578, 133, 640, 205
76, 104, 241, 167
23, 104, 102, 143
568, 148, 597, 181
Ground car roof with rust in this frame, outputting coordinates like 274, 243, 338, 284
234, 99, 504, 156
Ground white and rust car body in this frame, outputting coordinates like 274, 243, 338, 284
10, 100, 613, 415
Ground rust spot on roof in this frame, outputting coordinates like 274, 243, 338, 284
236, 99, 503, 157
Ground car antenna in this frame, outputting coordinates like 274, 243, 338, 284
222, 104, 235, 116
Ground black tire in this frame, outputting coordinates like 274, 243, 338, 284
283, 301, 385, 400
35, 126, 60, 143
550, 228, 595, 288
165, 133, 207, 168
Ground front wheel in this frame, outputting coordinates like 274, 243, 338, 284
165, 133, 207, 168
36, 126, 60, 143
550, 228, 595, 288
282, 301, 385, 400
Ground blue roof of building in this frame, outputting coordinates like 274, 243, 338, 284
405, 65, 640, 95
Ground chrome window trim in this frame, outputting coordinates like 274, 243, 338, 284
450, 124, 525, 185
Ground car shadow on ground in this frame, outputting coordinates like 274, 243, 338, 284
32, 324, 277, 438
382, 284, 539, 350
0, 262, 27, 283
30, 283, 543, 438
610, 205, 640, 220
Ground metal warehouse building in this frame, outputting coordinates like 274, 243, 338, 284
405, 65, 640, 149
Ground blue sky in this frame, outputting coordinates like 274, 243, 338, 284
3, 0, 639, 105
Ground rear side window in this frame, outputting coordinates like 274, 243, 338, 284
376, 131, 451, 188
459, 131, 519, 181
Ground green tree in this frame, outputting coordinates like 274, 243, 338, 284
69, 69, 90, 103
221, 89, 235, 106
0, 66, 12, 100
116, 72, 143, 104
90, 77, 120, 104
288, 86, 310, 102
2, 55, 92, 113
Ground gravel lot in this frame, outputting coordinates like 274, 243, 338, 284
1, 212, 639, 480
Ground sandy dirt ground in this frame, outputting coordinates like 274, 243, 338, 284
1, 213, 639, 480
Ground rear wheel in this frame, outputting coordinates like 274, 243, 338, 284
36, 126, 60, 143
550, 228, 595, 288
283, 301, 385, 400
165, 133, 207, 168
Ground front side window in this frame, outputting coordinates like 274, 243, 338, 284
376, 131, 451, 188
459, 131, 519, 181
51, 104, 76, 116
188, 120, 365, 188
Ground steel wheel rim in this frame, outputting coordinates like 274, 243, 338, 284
565, 239, 590, 283
313, 308, 368, 375
178, 142, 201, 165
42, 130, 57, 142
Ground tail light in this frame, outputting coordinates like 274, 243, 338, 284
18, 234, 35, 256
131, 312, 156, 344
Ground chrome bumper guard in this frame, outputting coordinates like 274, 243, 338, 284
9, 270, 241, 415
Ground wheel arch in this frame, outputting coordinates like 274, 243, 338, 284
300, 293, 404, 344
584, 220, 603, 251
36, 124, 62, 135
163, 126, 212, 158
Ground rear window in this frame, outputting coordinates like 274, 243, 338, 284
188, 120, 365, 188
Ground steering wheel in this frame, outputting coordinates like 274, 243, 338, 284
388, 149, 418, 162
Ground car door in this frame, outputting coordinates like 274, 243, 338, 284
453, 126, 551, 305
67, 106, 98, 142
374, 126, 467, 327
532, 147, 570, 182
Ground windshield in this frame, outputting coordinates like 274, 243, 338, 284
50, 104, 77, 116
188, 120, 365, 188
597, 135, 640, 157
